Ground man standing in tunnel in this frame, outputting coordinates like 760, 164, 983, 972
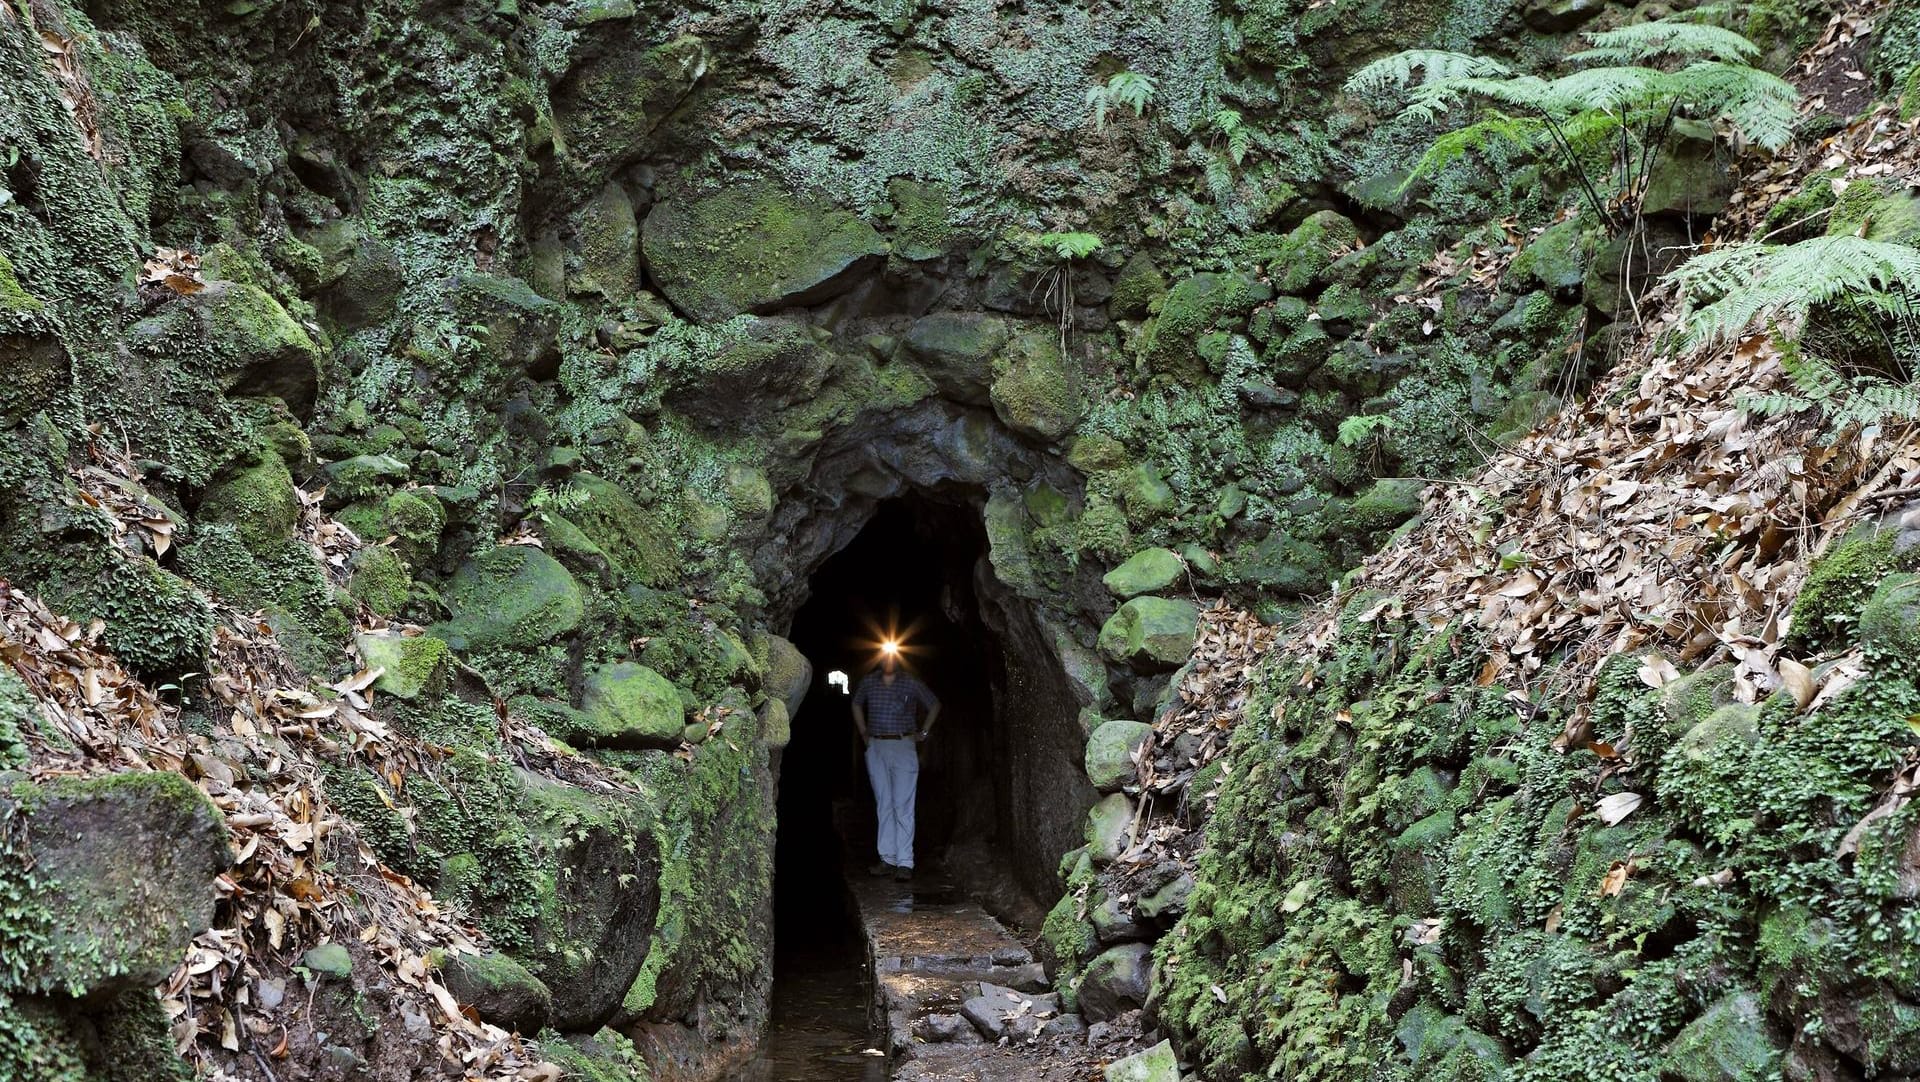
852, 642, 941, 882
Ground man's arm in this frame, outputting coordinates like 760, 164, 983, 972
916, 682, 942, 740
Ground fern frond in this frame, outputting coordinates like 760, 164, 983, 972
1400, 112, 1542, 190
1672, 61, 1798, 151
1675, 237, 1920, 350
1569, 17, 1760, 65
1737, 390, 1816, 417
1344, 49, 1511, 98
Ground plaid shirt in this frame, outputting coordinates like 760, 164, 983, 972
853, 671, 937, 736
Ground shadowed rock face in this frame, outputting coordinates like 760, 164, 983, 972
1, 771, 228, 997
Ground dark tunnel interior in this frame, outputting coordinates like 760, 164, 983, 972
777, 493, 1001, 939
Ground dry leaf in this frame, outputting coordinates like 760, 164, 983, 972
1594, 791, 1644, 826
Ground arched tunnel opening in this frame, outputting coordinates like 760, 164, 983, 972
781, 494, 999, 901
750, 487, 1098, 1074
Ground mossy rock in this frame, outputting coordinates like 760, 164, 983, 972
299, 942, 353, 982
984, 489, 1039, 596
903, 311, 1010, 406
567, 181, 640, 301
1337, 477, 1427, 536
1230, 533, 1335, 597
1109, 253, 1169, 320
536, 1026, 656, 1082
439, 950, 552, 1034
1138, 272, 1272, 384
1103, 548, 1185, 598
551, 33, 708, 177
1827, 177, 1920, 246
353, 631, 450, 700
1086, 792, 1135, 865
547, 472, 676, 587
641, 185, 888, 321
195, 449, 300, 551
169, 281, 324, 415
1788, 525, 1900, 650
49, 551, 216, 677
1262, 210, 1360, 294
1085, 719, 1154, 792
571, 662, 685, 749
762, 634, 812, 717
885, 177, 957, 261
1642, 119, 1731, 217
1509, 217, 1590, 294
664, 317, 832, 424
339, 488, 446, 567
453, 274, 560, 377
440, 546, 586, 651
1859, 572, 1920, 655
990, 328, 1084, 442
1106, 1039, 1178, 1082
319, 453, 410, 507
1658, 991, 1779, 1080
0, 771, 227, 996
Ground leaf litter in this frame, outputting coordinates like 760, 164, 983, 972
0, 432, 651, 1079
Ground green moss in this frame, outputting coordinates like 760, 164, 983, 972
1260, 210, 1361, 294
989, 329, 1084, 442
196, 450, 300, 550
354, 632, 450, 699
640, 185, 888, 321
548, 473, 676, 587
439, 546, 586, 652
1109, 253, 1169, 320
1788, 526, 1902, 650
1138, 272, 1273, 384
347, 546, 413, 613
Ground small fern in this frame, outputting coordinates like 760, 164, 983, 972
1337, 413, 1396, 447
1211, 108, 1253, 166
1087, 71, 1156, 131
1036, 231, 1104, 261
528, 481, 590, 517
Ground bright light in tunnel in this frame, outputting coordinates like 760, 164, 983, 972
880, 640, 900, 657
828, 670, 849, 695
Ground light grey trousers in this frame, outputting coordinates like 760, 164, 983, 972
865, 739, 919, 869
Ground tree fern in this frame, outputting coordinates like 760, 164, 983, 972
1349, 14, 1798, 233
1345, 50, 1512, 97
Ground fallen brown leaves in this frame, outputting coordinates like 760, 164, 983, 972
5, 437, 588, 1080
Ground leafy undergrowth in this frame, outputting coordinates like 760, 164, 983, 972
1115, 7, 1920, 1079
2, 435, 610, 1080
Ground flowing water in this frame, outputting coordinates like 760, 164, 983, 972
726, 931, 888, 1082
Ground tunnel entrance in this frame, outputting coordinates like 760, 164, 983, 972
781, 495, 1000, 894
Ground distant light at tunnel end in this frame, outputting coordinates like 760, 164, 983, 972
828, 670, 849, 695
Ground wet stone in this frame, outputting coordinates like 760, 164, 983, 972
917, 1012, 983, 1044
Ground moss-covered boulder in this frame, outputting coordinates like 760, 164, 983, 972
1098, 597, 1200, 670
440, 546, 586, 651
338, 487, 446, 567
1859, 572, 1920, 655
319, 453, 410, 507
546, 472, 676, 587
1085, 719, 1154, 792
439, 950, 552, 1034
990, 328, 1084, 441
1109, 253, 1169, 320
1086, 792, 1134, 865
453, 274, 561, 377
1103, 548, 1185, 598
1828, 177, 1920, 246
1077, 942, 1151, 1022
512, 777, 662, 1031
0, 771, 227, 996
1262, 210, 1360, 294
354, 631, 451, 700
1106, 1039, 1179, 1082
1138, 272, 1272, 383
664, 317, 833, 424
1658, 991, 1778, 1080
641, 186, 888, 320
763, 634, 812, 718
128, 281, 324, 416
903, 311, 1010, 406
196, 449, 300, 550
572, 662, 685, 748
552, 33, 708, 178
569, 181, 640, 301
